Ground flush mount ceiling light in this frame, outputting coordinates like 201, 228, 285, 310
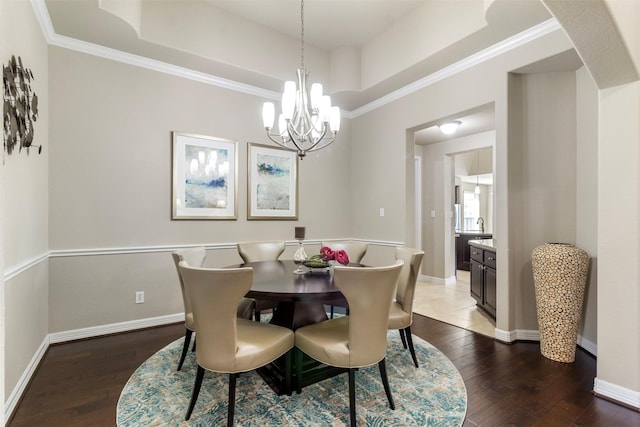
438, 121, 461, 135
262, 0, 340, 160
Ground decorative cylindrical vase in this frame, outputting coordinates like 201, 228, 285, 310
531, 243, 589, 363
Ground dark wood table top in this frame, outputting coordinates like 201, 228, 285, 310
240, 260, 345, 303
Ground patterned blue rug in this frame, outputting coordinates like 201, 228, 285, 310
117, 329, 467, 426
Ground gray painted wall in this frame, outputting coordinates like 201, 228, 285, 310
4, 0, 639, 414
46, 46, 354, 333
1, 0, 50, 412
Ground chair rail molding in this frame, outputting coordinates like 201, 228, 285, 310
4, 239, 404, 282
3, 252, 48, 282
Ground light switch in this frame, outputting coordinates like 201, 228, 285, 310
431, 210, 436, 218
379, 208, 385, 217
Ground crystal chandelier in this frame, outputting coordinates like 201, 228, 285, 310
262, 0, 340, 159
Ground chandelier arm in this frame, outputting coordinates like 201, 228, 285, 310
306, 134, 337, 153
266, 131, 298, 152
304, 125, 329, 150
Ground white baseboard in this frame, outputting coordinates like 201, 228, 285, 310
594, 378, 640, 410
49, 313, 185, 344
4, 335, 49, 423
494, 328, 539, 342
494, 329, 597, 356
6, 313, 185, 421
576, 335, 597, 356
420, 274, 456, 285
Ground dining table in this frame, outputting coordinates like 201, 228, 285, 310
241, 259, 347, 330
231, 259, 353, 395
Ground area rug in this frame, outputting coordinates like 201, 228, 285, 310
117, 329, 467, 426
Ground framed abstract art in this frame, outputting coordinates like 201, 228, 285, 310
172, 132, 237, 219
247, 143, 298, 220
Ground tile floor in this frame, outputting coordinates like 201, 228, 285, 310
413, 270, 496, 337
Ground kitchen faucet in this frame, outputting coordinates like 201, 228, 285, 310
477, 217, 485, 233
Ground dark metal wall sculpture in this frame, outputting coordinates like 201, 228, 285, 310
3, 55, 42, 156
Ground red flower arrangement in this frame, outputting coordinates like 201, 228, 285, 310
305, 246, 350, 268
320, 246, 350, 265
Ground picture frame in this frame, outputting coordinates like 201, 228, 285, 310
247, 143, 298, 220
172, 132, 237, 219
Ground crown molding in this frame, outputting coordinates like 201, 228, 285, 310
29, 0, 280, 101
30, 0, 560, 118
351, 18, 562, 117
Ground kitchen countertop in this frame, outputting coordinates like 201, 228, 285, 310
455, 231, 493, 236
468, 239, 496, 251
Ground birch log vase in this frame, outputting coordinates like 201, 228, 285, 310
531, 243, 589, 363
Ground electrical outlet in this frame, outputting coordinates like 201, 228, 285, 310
135, 291, 144, 304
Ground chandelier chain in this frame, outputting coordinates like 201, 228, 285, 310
300, 0, 305, 68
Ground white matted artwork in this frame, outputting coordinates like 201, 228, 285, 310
247, 143, 298, 220
172, 132, 237, 219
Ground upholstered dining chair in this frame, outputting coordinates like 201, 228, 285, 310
179, 262, 294, 426
237, 240, 286, 321
388, 247, 425, 368
171, 247, 255, 371
321, 241, 368, 318
294, 260, 404, 427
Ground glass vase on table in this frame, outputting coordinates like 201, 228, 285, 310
293, 240, 308, 275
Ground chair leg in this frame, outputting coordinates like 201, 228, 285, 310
227, 373, 237, 427
330, 305, 335, 319
295, 347, 304, 394
378, 358, 395, 410
399, 328, 407, 349
254, 309, 261, 322
404, 326, 419, 368
185, 365, 205, 420
192, 337, 196, 352
177, 329, 193, 371
283, 349, 292, 395
348, 368, 356, 427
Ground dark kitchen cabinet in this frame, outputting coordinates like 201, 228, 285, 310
455, 233, 492, 271
469, 243, 496, 319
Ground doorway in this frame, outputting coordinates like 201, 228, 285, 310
411, 106, 496, 336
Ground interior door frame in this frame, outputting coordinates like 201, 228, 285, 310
414, 154, 422, 250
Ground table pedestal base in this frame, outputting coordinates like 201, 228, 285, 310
256, 351, 347, 396
270, 301, 328, 330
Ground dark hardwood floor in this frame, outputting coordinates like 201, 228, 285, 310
7, 314, 640, 426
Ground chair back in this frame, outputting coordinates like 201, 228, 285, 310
178, 262, 254, 372
321, 241, 368, 264
394, 247, 424, 316
237, 241, 285, 262
171, 247, 207, 326
333, 260, 404, 366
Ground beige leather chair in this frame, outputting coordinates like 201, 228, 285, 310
388, 247, 425, 368
321, 241, 368, 318
179, 262, 294, 425
237, 241, 285, 321
171, 247, 255, 371
294, 260, 404, 427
